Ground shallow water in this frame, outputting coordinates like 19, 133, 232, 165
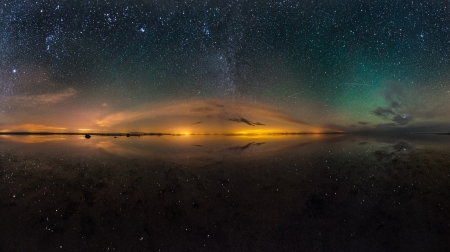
0, 134, 449, 251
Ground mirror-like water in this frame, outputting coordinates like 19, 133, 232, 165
0, 134, 449, 251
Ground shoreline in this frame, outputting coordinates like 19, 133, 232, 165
0, 132, 346, 137
0, 131, 449, 137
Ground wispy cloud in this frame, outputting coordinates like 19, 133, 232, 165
370, 84, 415, 126
346, 81, 450, 132
369, 82, 450, 127
0, 124, 66, 132
228, 117, 265, 126
94, 98, 325, 133
9, 88, 76, 105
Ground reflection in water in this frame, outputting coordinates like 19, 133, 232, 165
0, 134, 450, 251
228, 142, 265, 150
0, 134, 68, 143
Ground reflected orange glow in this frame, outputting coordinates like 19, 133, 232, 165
95, 140, 149, 156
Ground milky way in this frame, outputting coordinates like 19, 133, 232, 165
1, 0, 450, 133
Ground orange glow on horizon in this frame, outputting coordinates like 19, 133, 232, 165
1, 98, 342, 134
0, 124, 66, 132
0, 127, 339, 135
1, 98, 339, 135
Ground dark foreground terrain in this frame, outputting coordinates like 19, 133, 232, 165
0, 134, 449, 251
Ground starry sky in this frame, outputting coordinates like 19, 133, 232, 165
1, 0, 450, 133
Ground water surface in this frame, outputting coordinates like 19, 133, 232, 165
0, 134, 449, 251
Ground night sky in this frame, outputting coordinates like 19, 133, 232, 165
1, 0, 450, 134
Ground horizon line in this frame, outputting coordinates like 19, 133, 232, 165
0, 131, 345, 136
0, 131, 448, 136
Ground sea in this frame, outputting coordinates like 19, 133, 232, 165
0, 134, 449, 251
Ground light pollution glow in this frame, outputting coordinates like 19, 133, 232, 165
3, 82, 450, 134
0, 96, 336, 134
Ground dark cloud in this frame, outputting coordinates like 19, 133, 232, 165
392, 115, 412, 126
192, 121, 203, 124
371, 107, 396, 119
371, 106, 413, 126
228, 117, 265, 126
371, 84, 414, 126
229, 118, 253, 126
358, 121, 370, 125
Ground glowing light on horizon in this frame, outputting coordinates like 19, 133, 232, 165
0, 124, 67, 132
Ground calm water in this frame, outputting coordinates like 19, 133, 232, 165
0, 134, 449, 251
